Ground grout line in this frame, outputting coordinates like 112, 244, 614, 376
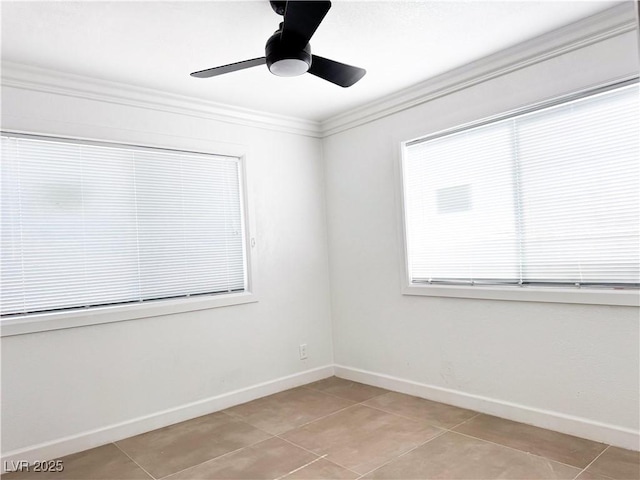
153, 436, 276, 479
357, 403, 426, 423
355, 398, 483, 433
356, 394, 616, 476
273, 454, 329, 480
447, 412, 482, 430
224, 383, 360, 427
301, 379, 390, 404
119, 383, 613, 480
355, 428, 450, 479
265, 386, 491, 477
223, 403, 359, 476
215, 411, 361, 477
276, 434, 360, 475
220, 409, 239, 419
450, 430, 597, 472
113, 442, 157, 480
223, 402, 364, 464
303, 388, 362, 404
352, 412, 482, 478
356, 407, 606, 479
300, 384, 370, 403
220, 414, 278, 438
275, 434, 360, 476
276, 435, 325, 458
443, 411, 612, 474
154, 445, 250, 480
572, 445, 611, 480
274, 403, 360, 434
358, 402, 477, 429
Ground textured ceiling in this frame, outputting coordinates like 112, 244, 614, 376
1, 1, 623, 121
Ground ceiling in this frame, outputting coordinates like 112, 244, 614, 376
1, 1, 623, 122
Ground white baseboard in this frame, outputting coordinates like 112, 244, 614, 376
334, 365, 639, 451
1, 365, 334, 471
4, 362, 637, 470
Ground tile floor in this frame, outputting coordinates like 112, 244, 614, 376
3, 377, 639, 480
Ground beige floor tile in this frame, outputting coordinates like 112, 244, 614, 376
1, 444, 151, 480
304, 377, 388, 402
165, 437, 317, 480
4, 384, 626, 480
364, 431, 581, 479
576, 471, 615, 480
586, 446, 640, 480
116, 411, 271, 478
283, 458, 358, 479
363, 391, 478, 428
453, 414, 607, 468
281, 404, 443, 474
224, 387, 354, 435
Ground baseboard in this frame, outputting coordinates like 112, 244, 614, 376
4, 362, 637, 470
1, 365, 334, 471
334, 365, 639, 451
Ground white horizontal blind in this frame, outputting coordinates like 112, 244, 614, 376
403, 82, 640, 287
1, 135, 246, 317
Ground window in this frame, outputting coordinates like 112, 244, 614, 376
401, 81, 639, 302
1, 134, 250, 321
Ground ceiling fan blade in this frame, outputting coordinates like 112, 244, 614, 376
190, 57, 266, 78
308, 55, 366, 88
281, 1, 331, 49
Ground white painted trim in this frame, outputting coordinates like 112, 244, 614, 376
0, 131, 262, 337
391, 81, 640, 308
334, 365, 640, 451
1, 62, 322, 138
402, 284, 640, 307
3, 363, 637, 471
2, 5, 636, 140
321, 3, 638, 137
0, 292, 259, 337
0, 365, 335, 471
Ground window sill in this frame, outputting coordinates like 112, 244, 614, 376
402, 284, 639, 306
0, 292, 258, 337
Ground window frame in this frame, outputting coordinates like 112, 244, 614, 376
397, 77, 640, 307
0, 132, 259, 337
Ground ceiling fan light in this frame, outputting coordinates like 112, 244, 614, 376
269, 58, 310, 77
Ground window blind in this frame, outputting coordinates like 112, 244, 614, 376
403, 81, 640, 287
1, 135, 246, 317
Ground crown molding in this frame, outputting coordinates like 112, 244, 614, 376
1, 4, 636, 139
321, 3, 639, 137
1, 62, 323, 138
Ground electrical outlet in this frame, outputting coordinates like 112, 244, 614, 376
299, 343, 308, 360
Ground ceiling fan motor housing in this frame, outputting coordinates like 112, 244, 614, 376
190, 1, 366, 87
265, 27, 311, 77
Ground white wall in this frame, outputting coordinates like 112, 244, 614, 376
323, 29, 640, 444
2, 8, 639, 460
0, 85, 334, 454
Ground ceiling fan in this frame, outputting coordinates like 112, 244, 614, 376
190, 0, 366, 88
